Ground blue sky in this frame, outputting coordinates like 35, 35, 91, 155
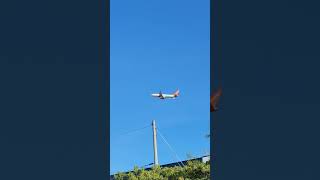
110, 0, 210, 174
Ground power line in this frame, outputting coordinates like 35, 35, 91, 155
113, 124, 150, 139
157, 127, 185, 167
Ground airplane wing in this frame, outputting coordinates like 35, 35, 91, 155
159, 91, 164, 99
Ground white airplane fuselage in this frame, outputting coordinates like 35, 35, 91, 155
151, 93, 176, 99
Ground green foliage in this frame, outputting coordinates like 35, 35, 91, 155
113, 160, 210, 180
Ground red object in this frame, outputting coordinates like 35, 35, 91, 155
210, 88, 222, 112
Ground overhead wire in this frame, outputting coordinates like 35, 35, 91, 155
112, 123, 187, 168
157, 127, 185, 167
113, 124, 150, 139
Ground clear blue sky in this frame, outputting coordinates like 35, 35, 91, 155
110, 0, 210, 174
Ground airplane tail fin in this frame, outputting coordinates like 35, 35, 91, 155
173, 89, 180, 97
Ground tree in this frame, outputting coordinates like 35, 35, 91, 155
113, 160, 210, 180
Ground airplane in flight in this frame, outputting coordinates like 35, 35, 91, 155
151, 89, 180, 99
211, 88, 222, 112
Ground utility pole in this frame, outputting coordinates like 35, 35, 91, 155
152, 120, 159, 166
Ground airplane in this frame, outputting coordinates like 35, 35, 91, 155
151, 89, 180, 99
210, 88, 222, 112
